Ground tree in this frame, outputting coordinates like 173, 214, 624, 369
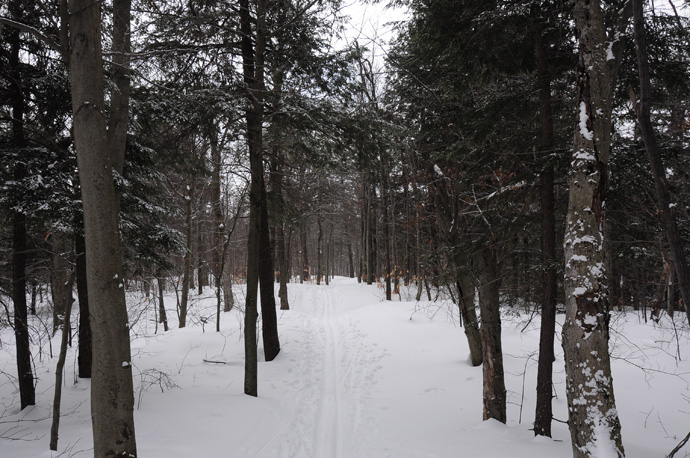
68, 0, 137, 453
561, 1, 630, 456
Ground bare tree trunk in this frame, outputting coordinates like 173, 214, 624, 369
51, 232, 73, 334
533, 14, 557, 438
301, 224, 309, 283
632, 0, 690, 325
75, 230, 91, 378
49, 281, 73, 451
157, 277, 169, 332
348, 243, 355, 278
69, 0, 137, 453
457, 276, 482, 367
383, 179, 392, 300
561, 1, 630, 456
478, 247, 506, 423
260, 182, 280, 361
240, 0, 267, 396
317, 217, 323, 285
179, 180, 194, 328
8, 0, 34, 410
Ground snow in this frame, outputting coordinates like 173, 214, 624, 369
579, 102, 594, 141
1, 277, 689, 458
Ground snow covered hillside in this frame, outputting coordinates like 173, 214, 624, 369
1, 277, 688, 457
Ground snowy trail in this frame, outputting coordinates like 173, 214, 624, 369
314, 287, 345, 458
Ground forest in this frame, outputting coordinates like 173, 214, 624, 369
1, 0, 689, 457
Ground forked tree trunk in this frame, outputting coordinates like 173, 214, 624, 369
457, 275, 482, 367
562, 1, 630, 456
69, 0, 137, 453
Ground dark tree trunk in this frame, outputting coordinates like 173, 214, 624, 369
259, 182, 280, 361
69, 0, 137, 452
632, 0, 690, 325
158, 277, 169, 332
317, 217, 323, 285
457, 276, 482, 366
383, 180, 392, 300
8, 0, 34, 409
49, 281, 73, 451
533, 15, 557, 438
348, 243, 355, 278
478, 246, 506, 423
240, 0, 267, 396
179, 180, 194, 328
75, 230, 92, 378
51, 232, 73, 335
301, 225, 309, 283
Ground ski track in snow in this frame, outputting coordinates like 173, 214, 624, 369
271, 283, 379, 458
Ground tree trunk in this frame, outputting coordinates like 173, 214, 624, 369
317, 216, 323, 285
383, 180, 392, 300
478, 246, 506, 423
240, 0, 267, 396
301, 224, 309, 283
8, 0, 35, 410
179, 179, 194, 328
49, 283, 73, 451
632, 0, 690, 325
69, 0, 137, 453
259, 182, 280, 361
157, 277, 169, 332
533, 14, 557, 438
51, 232, 73, 335
562, 1, 630, 455
457, 276, 482, 367
75, 230, 92, 378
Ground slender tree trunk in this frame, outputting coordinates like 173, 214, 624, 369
8, 0, 34, 409
632, 0, 690, 325
49, 285, 73, 451
317, 217, 323, 285
69, 0, 137, 453
533, 15, 557, 438
383, 179, 392, 300
75, 230, 91, 378
348, 243, 355, 278
301, 225, 309, 283
457, 275, 482, 366
259, 182, 280, 361
240, 0, 267, 396
478, 246, 506, 423
157, 277, 169, 332
179, 180, 194, 328
51, 232, 73, 334
562, 2, 630, 455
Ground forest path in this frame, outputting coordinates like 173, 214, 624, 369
259, 279, 380, 458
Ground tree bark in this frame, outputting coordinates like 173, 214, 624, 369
157, 277, 169, 332
317, 216, 323, 285
240, 0, 267, 396
75, 230, 92, 378
179, 179, 194, 328
8, 0, 35, 409
457, 276, 482, 366
533, 14, 557, 438
51, 232, 73, 335
478, 246, 506, 423
260, 182, 280, 361
69, 0, 137, 453
301, 224, 309, 283
562, 1, 630, 456
632, 0, 690, 325
49, 281, 73, 451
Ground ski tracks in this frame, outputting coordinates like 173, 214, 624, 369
273, 285, 382, 458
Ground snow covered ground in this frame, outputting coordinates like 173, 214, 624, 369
1, 277, 688, 457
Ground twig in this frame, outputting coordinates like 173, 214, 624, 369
667, 431, 690, 458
